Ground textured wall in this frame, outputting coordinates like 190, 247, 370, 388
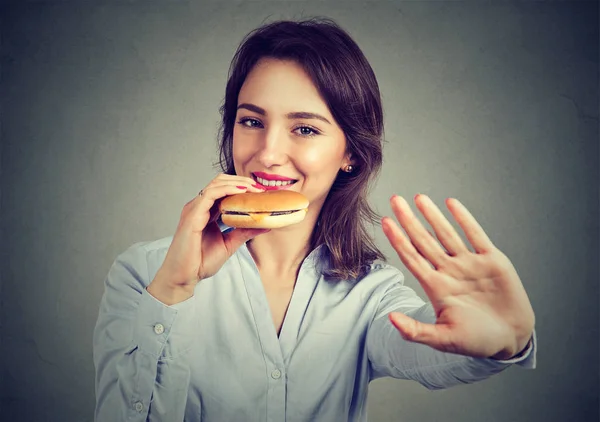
1, 2, 598, 421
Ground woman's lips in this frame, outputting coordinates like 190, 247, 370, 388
259, 183, 296, 191
253, 171, 296, 181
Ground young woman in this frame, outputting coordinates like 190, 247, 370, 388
93, 18, 536, 422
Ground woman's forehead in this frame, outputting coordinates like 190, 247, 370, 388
238, 58, 332, 117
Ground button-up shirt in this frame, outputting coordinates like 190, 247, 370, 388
93, 235, 536, 422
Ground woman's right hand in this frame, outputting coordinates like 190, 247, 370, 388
147, 173, 268, 305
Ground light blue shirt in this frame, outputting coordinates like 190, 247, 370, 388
93, 234, 536, 422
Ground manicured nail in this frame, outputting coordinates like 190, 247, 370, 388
253, 183, 266, 190
236, 185, 247, 190
414, 193, 421, 201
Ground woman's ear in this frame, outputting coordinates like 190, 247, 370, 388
342, 152, 355, 169
340, 153, 357, 173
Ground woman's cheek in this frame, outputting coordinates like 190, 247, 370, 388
232, 132, 253, 160
296, 143, 341, 175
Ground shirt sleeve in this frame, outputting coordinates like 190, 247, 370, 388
93, 242, 197, 421
366, 271, 537, 389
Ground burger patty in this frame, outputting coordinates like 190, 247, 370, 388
223, 210, 299, 216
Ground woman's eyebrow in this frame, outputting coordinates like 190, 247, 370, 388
237, 103, 266, 115
237, 103, 332, 125
286, 111, 331, 125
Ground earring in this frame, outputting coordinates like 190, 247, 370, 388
344, 165, 354, 173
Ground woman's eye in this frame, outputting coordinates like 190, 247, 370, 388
295, 126, 320, 137
237, 118, 262, 128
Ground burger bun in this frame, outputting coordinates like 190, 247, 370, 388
221, 209, 308, 229
219, 190, 309, 229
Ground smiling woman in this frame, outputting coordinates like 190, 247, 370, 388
230, 56, 381, 279
93, 17, 537, 422
218, 19, 386, 281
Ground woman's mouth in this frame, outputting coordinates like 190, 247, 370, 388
252, 174, 298, 190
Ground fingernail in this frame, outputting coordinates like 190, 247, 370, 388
236, 185, 247, 190
414, 193, 421, 201
253, 183, 266, 190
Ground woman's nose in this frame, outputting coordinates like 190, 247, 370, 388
255, 126, 288, 167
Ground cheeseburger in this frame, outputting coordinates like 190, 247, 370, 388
219, 190, 309, 229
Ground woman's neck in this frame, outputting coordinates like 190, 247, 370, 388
245, 215, 317, 278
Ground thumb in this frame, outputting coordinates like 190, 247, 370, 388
388, 312, 448, 351
223, 228, 271, 251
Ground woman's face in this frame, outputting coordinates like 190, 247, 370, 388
232, 58, 351, 211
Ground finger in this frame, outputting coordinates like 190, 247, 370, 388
390, 196, 449, 268
445, 198, 495, 254
208, 202, 223, 225
200, 180, 268, 226
388, 312, 453, 352
214, 173, 264, 190
182, 185, 250, 232
415, 194, 468, 256
381, 216, 433, 281
195, 184, 249, 208
223, 228, 271, 254
422, 229, 449, 256
196, 180, 267, 207
205, 179, 266, 194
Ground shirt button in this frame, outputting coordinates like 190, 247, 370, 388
134, 401, 144, 412
153, 323, 164, 335
271, 369, 282, 379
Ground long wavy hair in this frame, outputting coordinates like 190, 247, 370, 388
216, 17, 387, 281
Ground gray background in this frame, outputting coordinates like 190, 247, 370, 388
1, 1, 598, 421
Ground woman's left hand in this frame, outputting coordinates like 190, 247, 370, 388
381, 194, 535, 360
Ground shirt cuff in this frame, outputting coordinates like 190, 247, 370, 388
132, 287, 197, 360
490, 329, 537, 368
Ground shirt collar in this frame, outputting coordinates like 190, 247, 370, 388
304, 243, 330, 274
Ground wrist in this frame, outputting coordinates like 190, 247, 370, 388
147, 280, 194, 306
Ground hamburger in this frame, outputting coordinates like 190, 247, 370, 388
219, 190, 309, 229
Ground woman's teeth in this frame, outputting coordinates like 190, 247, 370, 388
255, 176, 295, 187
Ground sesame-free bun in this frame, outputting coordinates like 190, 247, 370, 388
219, 190, 309, 229
220, 190, 309, 213
221, 209, 308, 229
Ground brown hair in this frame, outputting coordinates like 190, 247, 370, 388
216, 17, 387, 281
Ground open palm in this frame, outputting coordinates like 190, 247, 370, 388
381, 194, 535, 360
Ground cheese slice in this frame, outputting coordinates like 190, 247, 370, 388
248, 212, 268, 222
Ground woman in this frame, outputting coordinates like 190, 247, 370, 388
93, 18, 536, 422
